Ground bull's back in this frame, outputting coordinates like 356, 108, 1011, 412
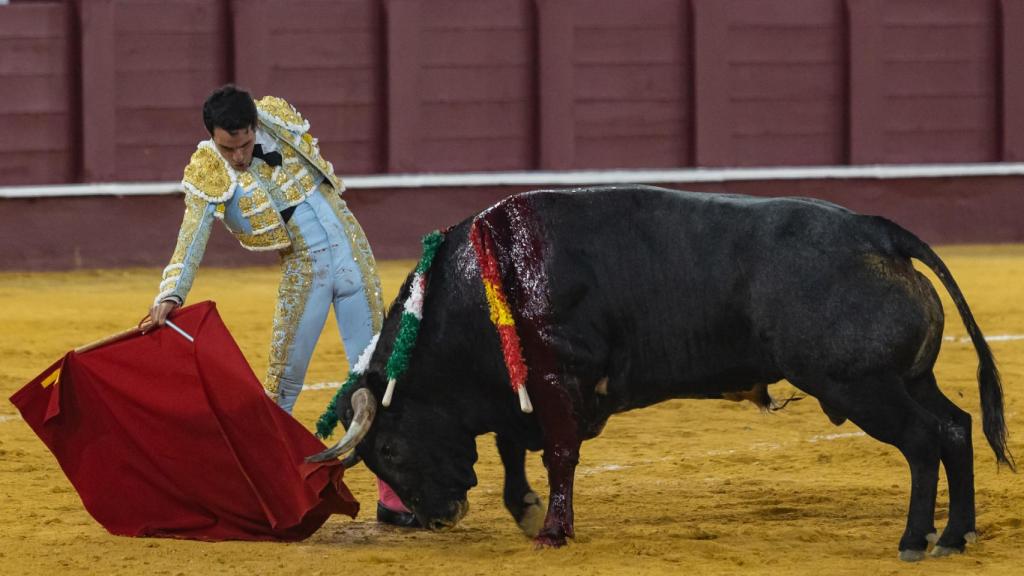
522, 186, 938, 404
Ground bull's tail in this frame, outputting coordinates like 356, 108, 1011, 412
877, 217, 1015, 471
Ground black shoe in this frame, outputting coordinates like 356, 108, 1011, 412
376, 502, 421, 527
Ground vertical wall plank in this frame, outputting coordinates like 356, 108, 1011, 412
846, 0, 884, 164
536, 0, 575, 170
385, 0, 422, 172
231, 0, 271, 97
1002, 0, 1024, 161
113, 1, 230, 181
691, 0, 731, 166
0, 3, 75, 184
77, 0, 116, 181
413, 0, 535, 172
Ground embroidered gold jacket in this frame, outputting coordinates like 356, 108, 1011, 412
155, 96, 345, 305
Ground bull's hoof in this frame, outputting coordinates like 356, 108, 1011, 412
930, 529, 976, 557
930, 544, 965, 558
517, 493, 545, 538
533, 533, 568, 548
898, 549, 927, 562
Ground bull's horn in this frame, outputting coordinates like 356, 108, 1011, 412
305, 388, 377, 463
340, 452, 363, 469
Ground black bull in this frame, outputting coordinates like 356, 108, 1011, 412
309, 186, 1014, 560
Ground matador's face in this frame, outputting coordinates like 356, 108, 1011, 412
212, 126, 256, 172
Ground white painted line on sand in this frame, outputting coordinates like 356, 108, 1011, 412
579, 464, 631, 476
302, 381, 344, 392
807, 432, 867, 443
944, 334, 1024, 343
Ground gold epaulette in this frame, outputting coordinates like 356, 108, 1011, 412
181, 141, 236, 203
256, 96, 310, 134
257, 96, 343, 192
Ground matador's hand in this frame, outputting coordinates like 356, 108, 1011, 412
140, 300, 179, 333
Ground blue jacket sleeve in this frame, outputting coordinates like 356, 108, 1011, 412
154, 193, 218, 306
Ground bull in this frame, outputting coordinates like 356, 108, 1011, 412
308, 186, 1014, 561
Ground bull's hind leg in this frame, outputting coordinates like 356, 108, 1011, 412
496, 434, 546, 537
797, 376, 942, 561
907, 372, 977, 556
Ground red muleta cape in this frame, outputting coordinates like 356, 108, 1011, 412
9, 301, 358, 541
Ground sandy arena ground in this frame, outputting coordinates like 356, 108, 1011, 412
1, 246, 1022, 576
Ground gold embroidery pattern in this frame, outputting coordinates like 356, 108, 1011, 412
265, 228, 313, 395
258, 147, 312, 206
299, 132, 315, 156
248, 209, 282, 233
272, 165, 290, 188
168, 194, 206, 271
239, 185, 272, 217
155, 193, 214, 304
255, 96, 309, 133
181, 141, 235, 202
235, 227, 291, 251
286, 163, 315, 203
284, 187, 305, 206
258, 117, 341, 192
256, 162, 274, 181
238, 196, 254, 216
238, 171, 257, 196
157, 265, 183, 302
234, 155, 305, 248
321, 184, 383, 332
237, 170, 291, 248
299, 172, 315, 193
279, 179, 298, 202
315, 155, 342, 191
158, 264, 183, 293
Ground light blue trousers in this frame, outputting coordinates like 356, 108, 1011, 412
268, 192, 376, 413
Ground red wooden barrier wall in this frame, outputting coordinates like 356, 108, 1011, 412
388, 0, 536, 172
234, 0, 385, 175
566, 0, 691, 169
0, 2, 75, 185
849, 0, 1000, 164
2, 0, 1024, 185
695, 0, 846, 166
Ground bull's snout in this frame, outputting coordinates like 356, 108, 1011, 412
422, 499, 469, 531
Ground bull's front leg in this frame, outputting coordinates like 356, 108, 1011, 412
523, 364, 583, 547
496, 434, 546, 537
528, 372, 582, 548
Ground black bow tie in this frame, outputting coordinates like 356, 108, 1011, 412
252, 144, 282, 167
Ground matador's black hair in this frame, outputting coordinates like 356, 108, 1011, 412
202, 84, 257, 135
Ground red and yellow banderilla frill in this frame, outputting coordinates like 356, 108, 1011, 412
470, 219, 533, 413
